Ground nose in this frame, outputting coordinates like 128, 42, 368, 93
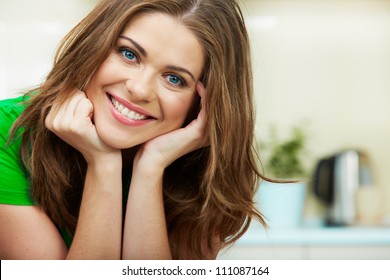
125, 68, 157, 102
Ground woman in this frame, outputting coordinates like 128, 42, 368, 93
0, 0, 265, 259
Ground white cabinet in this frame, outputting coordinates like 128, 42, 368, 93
217, 227, 390, 260
218, 245, 304, 260
307, 245, 390, 260
218, 245, 390, 260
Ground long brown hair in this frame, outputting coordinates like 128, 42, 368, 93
11, 0, 266, 259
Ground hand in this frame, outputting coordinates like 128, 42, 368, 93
134, 82, 208, 170
45, 90, 121, 164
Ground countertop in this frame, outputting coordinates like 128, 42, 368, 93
236, 222, 390, 246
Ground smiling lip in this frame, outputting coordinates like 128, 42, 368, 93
106, 93, 156, 126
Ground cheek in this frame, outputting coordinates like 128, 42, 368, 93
85, 57, 116, 95
85, 81, 96, 100
85, 70, 103, 100
164, 95, 196, 126
85, 68, 114, 104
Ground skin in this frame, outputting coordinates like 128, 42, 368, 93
85, 12, 205, 150
0, 12, 218, 259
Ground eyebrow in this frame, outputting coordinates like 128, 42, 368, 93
118, 35, 147, 57
118, 35, 196, 82
167, 65, 195, 82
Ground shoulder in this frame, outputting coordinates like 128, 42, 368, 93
0, 95, 33, 206
0, 95, 30, 135
0, 94, 29, 115
0, 94, 31, 148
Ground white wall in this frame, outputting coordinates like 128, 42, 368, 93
242, 0, 390, 218
0, 0, 97, 98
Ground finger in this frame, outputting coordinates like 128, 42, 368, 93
46, 101, 65, 130
73, 98, 94, 127
196, 82, 207, 120
196, 81, 206, 99
51, 91, 86, 129
61, 90, 87, 119
45, 91, 85, 130
195, 82, 210, 147
51, 90, 84, 117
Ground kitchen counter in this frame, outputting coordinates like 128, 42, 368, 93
218, 222, 390, 259
236, 222, 390, 246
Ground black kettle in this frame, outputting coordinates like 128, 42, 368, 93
313, 149, 373, 225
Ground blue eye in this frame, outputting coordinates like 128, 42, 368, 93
119, 48, 137, 61
168, 75, 180, 85
167, 74, 187, 87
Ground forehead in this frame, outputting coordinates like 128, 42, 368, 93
121, 12, 205, 77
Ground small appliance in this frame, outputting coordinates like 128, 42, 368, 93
313, 149, 373, 225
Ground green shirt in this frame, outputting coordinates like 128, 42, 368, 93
0, 96, 132, 249
0, 95, 32, 205
0, 95, 73, 247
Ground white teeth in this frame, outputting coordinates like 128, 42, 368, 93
122, 108, 129, 115
111, 96, 147, 120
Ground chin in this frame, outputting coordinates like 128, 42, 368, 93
97, 129, 140, 150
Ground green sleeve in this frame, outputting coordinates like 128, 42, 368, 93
0, 96, 34, 205
0, 95, 74, 247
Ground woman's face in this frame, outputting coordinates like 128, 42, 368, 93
86, 12, 204, 149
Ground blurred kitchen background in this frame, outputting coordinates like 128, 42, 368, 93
1, 0, 390, 259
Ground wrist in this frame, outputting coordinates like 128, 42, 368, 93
133, 144, 172, 173
133, 152, 165, 177
84, 154, 123, 195
87, 152, 122, 172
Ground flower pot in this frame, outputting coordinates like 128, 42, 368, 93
255, 181, 306, 228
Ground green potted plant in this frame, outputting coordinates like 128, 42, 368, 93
264, 125, 306, 179
256, 125, 308, 228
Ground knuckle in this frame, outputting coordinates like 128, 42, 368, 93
51, 119, 64, 133
80, 98, 93, 109
44, 117, 52, 130
68, 122, 83, 134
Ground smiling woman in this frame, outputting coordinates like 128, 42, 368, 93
0, 0, 266, 260
86, 12, 204, 149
